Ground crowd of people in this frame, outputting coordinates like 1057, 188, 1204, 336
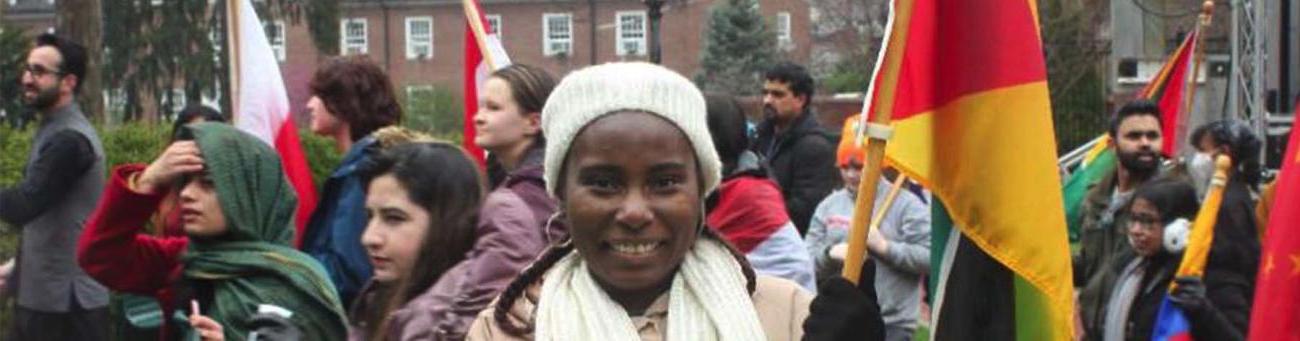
1073, 100, 1268, 341
0, 32, 1277, 341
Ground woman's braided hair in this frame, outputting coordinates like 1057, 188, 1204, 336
491, 225, 756, 336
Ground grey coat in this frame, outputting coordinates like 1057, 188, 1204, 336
10, 104, 109, 312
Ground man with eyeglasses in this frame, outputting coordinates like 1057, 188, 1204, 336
0, 33, 109, 340
1075, 99, 1172, 339
751, 62, 838, 235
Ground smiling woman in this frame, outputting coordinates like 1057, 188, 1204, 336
467, 62, 811, 341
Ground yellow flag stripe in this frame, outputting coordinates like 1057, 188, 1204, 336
883, 82, 1074, 338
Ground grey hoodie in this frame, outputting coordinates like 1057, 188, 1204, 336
805, 178, 931, 329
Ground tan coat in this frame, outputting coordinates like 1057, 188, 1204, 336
466, 276, 812, 341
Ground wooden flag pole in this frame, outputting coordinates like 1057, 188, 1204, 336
841, 0, 915, 284
1179, 1, 1214, 148
869, 175, 909, 234
225, 0, 242, 122
463, 0, 497, 71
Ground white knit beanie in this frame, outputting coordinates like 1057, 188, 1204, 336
542, 62, 721, 198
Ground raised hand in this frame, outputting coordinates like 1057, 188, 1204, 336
137, 141, 204, 194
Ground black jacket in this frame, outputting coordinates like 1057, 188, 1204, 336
1201, 176, 1260, 336
1093, 251, 1244, 341
751, 110, 839, 234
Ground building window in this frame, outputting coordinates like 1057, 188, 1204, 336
615, 11, 647, 56
543, 13, 572, 56
266, 20, 286, 62
776, 12, 793, 49
406, 16, 433, 59
340, 18, 368, 55
486, 14, 502, 36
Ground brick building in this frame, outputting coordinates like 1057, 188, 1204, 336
4, 0, 812, 124
278, 0, 812, 122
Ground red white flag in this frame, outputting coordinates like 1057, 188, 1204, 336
227, 0, 317, 247
463, 0, 512, 165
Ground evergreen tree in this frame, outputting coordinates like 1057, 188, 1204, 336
695, 0, 777, 95
0, 21, 32, 127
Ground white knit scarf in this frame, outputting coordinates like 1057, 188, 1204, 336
533, 238, 767, 341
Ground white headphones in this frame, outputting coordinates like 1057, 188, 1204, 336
1163, 218, 1192, 252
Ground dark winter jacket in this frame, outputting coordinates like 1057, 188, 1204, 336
1201, 176, 1260, 336
303, 136, 379, 307
751, 110, 839, 234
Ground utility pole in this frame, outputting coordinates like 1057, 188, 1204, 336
644, 0, 664, 64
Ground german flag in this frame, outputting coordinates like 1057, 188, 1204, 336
862, 0, 1073, 339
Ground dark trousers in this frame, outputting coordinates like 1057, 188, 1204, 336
7, 304, 109, 341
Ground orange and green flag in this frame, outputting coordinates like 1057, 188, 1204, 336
861, 0, 1073, 339
1139, 29, 1199, 157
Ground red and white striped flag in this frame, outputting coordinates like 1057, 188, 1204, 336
463, 0, 512, 165
227, 0, 317, 247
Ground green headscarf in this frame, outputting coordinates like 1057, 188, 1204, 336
178, 122, 347, 340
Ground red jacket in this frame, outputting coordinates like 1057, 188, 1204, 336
77, 164, 189, 338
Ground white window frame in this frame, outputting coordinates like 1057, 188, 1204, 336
405, 16, 434, 60
776, 12, 793, 50
542, 13, 573, 56
267, 20, 286, 62
340, 18, 369, 56
615, 11, 647, 56
486, 14, 503, 36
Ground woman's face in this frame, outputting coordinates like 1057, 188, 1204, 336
361, 174, 431, 283
473, 77, 539, 152
562, 111, 702, 297
307, 95, 344, 136
179, 173, 228, 237
1127, 197, 1165, 257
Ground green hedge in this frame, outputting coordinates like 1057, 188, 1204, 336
0, 121, 462, 335
0, 122, 348, 336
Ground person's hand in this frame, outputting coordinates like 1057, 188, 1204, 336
191, 313, 225, 341
1168, 276, 1211, 314
866, 228, 889, 255
802, 261, 885, 341
191, 300, 224, 341
828, 243, 848, 261
137, 141, 203, 194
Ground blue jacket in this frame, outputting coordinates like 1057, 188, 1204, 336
302, 136, 376, 307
